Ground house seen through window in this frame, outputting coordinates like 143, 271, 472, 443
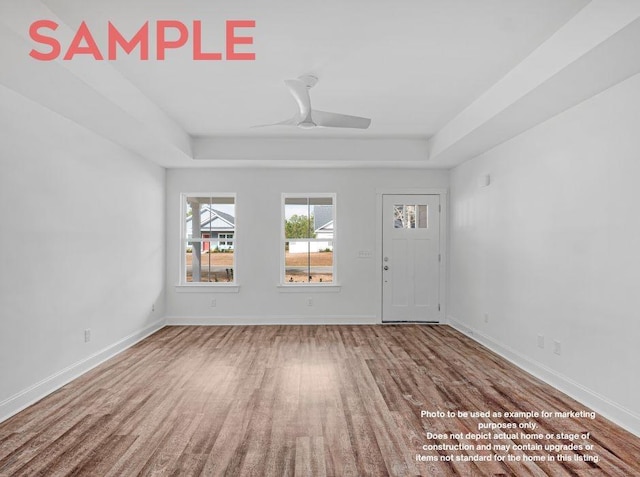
183, 194, 235, 284
283, 195, 335, 284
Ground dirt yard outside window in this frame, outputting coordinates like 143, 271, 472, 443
186, 251, 334, 283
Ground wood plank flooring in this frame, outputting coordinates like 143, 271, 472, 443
1, 325, 639, 476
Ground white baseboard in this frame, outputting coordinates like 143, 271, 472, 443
0, 318, 166, 424
165, 314, 380, 326
447, 315, 640, 438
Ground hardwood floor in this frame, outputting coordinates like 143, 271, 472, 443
1, 325, 638, 476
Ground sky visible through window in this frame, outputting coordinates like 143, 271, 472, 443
285, 204, 308, 219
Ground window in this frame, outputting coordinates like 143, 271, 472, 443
181, 194, 235, 284
282, 194, 335, 284
218, 233, 234, 249
394, 204, 428, 229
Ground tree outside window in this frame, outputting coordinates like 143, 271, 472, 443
283, 195, 335, 284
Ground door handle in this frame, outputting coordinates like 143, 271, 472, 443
384, 265, 389, 270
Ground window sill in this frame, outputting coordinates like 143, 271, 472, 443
277, 284, 341, 293
175, 284, 240, 293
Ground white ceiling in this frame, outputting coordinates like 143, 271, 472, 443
39, 0, 585, 137
2, 0, 640, 168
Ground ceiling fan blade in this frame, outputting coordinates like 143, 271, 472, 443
251, 117, 298, 128
253, 76, 371, 130
284, 79, 312, 121
312, 110, 371, 129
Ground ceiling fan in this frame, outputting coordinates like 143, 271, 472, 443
254, 75, 371, 130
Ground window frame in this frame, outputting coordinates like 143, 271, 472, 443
178, 192, 238, 289
280, 193, 337, 287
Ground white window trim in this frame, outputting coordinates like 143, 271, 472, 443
280, 192, 338, 287
276, 284, 341, 292
178, 192, 238, 288
175, 283, 240, 293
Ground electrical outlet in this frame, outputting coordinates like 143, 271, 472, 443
537, 334, 544, 349
307, 297, 313, 306
84, 329, 91, 343
553, 340, 561, 355
210, 298, 217, 308
484, 313, 489, 323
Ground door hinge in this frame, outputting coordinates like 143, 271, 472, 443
439, 204, 441, 213
438, 253, 441, 263
438, 304, 441, 311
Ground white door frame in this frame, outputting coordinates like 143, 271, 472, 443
375, 188, 448, 323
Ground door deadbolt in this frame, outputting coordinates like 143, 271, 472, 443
384, 265, 389, 270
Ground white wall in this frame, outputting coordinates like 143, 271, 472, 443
166, 167, 448, 323
0, 86, 166, 420
448, 73, 640, 434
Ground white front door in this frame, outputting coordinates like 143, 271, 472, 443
382, 194, 441, 322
